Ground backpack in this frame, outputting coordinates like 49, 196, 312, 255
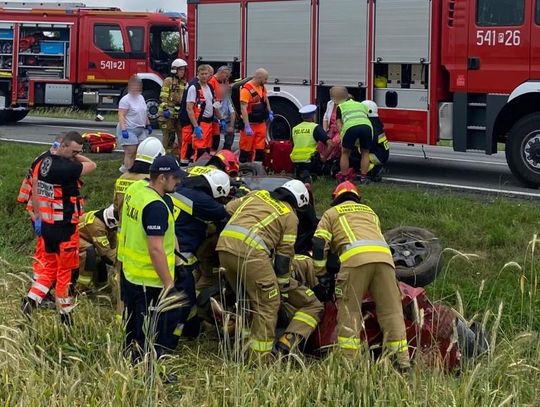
178, 78, 215, 126
230, 77, 252, 130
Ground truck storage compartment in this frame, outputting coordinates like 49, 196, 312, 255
246, 0, 311, 85
318, 0, 368, 87
374, 0, 431, 64
196, 3, 241, 62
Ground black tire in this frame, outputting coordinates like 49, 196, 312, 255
383, 226, 442, 287
143, 90, 160, 128
268, 98, 301, 141
8, 109, 29, 123
506, 113, 540, 187
239, 162, 267, 176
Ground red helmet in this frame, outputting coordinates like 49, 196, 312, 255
214, 149, 240, 176
332, 181, 360, 200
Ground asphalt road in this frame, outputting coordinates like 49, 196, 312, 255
1, 116, 540, 199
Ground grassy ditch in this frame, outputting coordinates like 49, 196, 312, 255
28, 107, 117, 123
0, 142, 539, 405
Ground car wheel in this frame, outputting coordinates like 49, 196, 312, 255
239, 162, 267, 176
384, 226, 442, 287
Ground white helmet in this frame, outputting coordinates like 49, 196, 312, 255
281, 180, 309, 208
362, 100, 379, 117
103, 204, 118, 229
201, 169, 231, 198
136, 137, 165, 164
171, 58, 188, 74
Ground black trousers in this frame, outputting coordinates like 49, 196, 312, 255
121, 273, 182, 360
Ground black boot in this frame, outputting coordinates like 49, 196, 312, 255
60, 313, 73, 327
21, 297, 37, 317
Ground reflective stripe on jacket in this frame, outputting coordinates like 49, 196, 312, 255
313, 200, 393, 272
216, 190, 298, 259
290, 121, 318, 163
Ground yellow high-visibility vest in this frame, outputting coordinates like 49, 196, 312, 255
290, 121, 318, 163
339, 100, 372, 139
118, 180, 175, 288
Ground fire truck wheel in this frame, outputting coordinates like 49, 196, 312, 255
6, 109, 29, 123
268, 98, 301, 141
506, 113, 540, 187
383, 226, 442, 287
143, 90, 160, 127
239, 162, 267, 176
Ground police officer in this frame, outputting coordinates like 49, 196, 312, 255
118, 155, 185, 359
77, 204, 118, 290
290, 104, 334, 183
23, 131, 96, 325
158, 59, 188, 151
169, 169, 230, 336
217, 180, 320, 357
333, 87, 373, 183
312, 181, 410, 370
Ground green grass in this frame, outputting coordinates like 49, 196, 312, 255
28, 107, 117, 122
0, 142, 539, 405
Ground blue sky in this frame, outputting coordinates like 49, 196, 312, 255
86, 0, 187, 12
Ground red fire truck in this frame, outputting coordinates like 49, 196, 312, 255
188, 0, 540, 187
0, 2, 186, 124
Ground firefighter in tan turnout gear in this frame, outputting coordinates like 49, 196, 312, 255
77, 204, 118, 289
312, 181, 410, 369
158, 58, 188, 150
217, 180, 322, 356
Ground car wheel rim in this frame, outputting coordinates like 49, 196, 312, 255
521, 131, 540, 171
389, 236, 428, 268
146, 99, 160, 121
268, 114, 291, 141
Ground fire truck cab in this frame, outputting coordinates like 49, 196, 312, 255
188, 0, 540, 187
0, 2, 186, 123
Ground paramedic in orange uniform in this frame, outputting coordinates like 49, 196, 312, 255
22, 131, 96, 325
239, 68, 274, 163
208, 65, 232, 153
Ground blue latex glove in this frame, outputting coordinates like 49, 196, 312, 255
34, 218, 42, 236
146, 124, 153, 135
194, 126, 203, 140
244, 124, 253, 136
163, 109, 171, 120
121, 129, 129, 139
268, 111, 274, 122
220, 119, 227, 132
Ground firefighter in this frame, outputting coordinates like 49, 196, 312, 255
22, 131, 97, 325
238, 68, 274, 163
208, 65, 232, 153
360, 100, 389, 182
113, 137, 165, 219
158, 58, 188, 151
17, 136, 63, 282
333, 87, 373, 183
118, 155, 185, 360
312, 181, 410, 370
217, 180, 320, 357
187, 149, 240, 178
290, 104, 334, 183
179, 64, 221, 166
77, 204, 118, 290
170, 169, 230, 336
